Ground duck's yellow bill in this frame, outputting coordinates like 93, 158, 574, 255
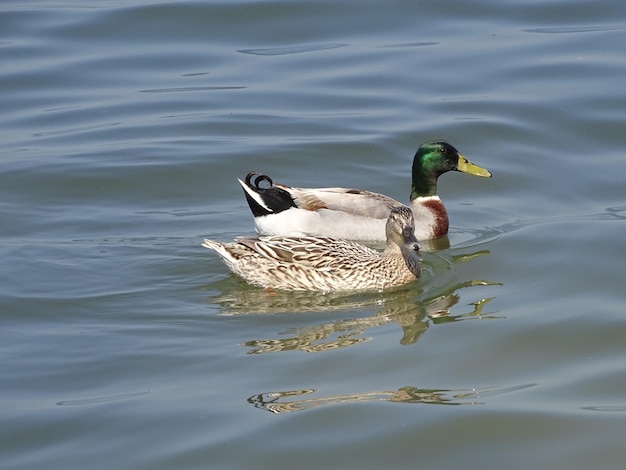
457, 154, 492, 178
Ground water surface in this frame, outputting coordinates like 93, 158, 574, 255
2, 1, 626, 469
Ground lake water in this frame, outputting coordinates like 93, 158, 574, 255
2, 1, 626, 469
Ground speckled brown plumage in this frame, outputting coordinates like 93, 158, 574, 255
203, 206, 421, 292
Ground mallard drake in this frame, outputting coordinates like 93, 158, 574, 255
238, 141, 491, 241
203, 205, 421, 292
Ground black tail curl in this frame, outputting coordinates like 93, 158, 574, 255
241, 171, 297, 217
245, 171, 274, 190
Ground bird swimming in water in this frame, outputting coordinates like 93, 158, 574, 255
202, 205, 421, 292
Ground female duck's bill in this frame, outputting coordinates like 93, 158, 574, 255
203, 205, 421, 292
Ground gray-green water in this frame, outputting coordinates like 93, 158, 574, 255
2, 1, 626, 469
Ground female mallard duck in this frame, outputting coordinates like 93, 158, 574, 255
238, 141, 491, 241
202, 205, 421, 292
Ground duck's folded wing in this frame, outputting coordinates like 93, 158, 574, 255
280, 185, 401, 219
235, 236, 377, 269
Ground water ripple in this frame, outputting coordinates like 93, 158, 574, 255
378, 41, 438, 48
238, 43, 348, 56
57, 390, 149, 407
453, 205, 626, 249
140, 86, 246, 93
582, 405, 626, 412
525, 24, 626, 34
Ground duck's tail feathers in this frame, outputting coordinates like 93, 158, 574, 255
201, 238, 225, 254
238, 171, 297, 217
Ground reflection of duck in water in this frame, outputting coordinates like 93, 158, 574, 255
248, 383, 534, 414
238, 141, 491, 242
248, 387, 485, 414
202, 206, 421, 292
242, 287, 498, 354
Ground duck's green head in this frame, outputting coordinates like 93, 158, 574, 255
411, 141, 491, 199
